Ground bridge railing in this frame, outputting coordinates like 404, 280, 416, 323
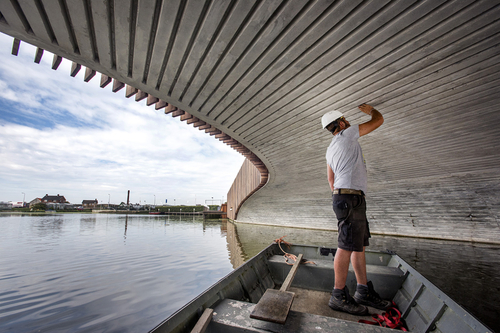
226, 158, 267, 220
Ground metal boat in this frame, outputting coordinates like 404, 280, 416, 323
149, 243, 491, 333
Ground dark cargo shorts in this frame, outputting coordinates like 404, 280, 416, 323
332, 193, 371, 252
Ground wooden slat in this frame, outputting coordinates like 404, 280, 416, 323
70, 62, 81, 77
281, 254, 303, 291
180, 113, 193, 121
209, 130, 221, 136
164, 104, 177, 114
112, 79, 124, 92
52, 55, 62, 70
198, 124, 211, 130
146, 94, 159, 106
84, 68, 96, 82
171, 109, 185, 117
125, 85, 138, 98
11, 38, 20, 56
155, 100, 168, 110
192, 120, 205, 127
190, 308, 213, 333
135, 90, 147, 101
34, 48, 43, 64
100, 74, 112, 88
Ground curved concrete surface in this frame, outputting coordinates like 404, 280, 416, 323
1, 0, 498, 243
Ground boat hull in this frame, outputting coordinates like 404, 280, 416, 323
149, 243, 491, 333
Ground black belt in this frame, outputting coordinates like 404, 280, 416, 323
332, 188, 364, 196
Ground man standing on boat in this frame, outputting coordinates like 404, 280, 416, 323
322, 103, 391, 315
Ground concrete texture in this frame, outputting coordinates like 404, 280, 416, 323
0, 0, 498, 243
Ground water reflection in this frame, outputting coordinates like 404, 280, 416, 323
229, 222, 500, 332
0, 214, 235, 333
31, 216, 65, 238
225, 220, 246, 269
79, 215, 97, 233
124, 215, 128, 239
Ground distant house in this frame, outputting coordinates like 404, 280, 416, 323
82, 199, 98, 209
41, 194, 67, 204
29, 198, 42, 208
46, 202, 74, 210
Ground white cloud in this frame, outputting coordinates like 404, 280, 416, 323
0, 33, 245, 205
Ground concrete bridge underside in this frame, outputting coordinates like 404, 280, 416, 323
1, 0, 499, 243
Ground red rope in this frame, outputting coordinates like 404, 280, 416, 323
358, 302, 407, 331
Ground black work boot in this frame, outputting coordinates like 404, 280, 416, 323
353, 281, 392, 310
328, 286, 368, 315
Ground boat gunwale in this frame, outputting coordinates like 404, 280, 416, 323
392, 255, 493, 333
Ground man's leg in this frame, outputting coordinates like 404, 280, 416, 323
333, 248, 351, 289
352, 247, 392, 310
329, 247, 368, 315
351, 247, 367, 285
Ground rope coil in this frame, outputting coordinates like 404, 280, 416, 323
274, 236, 316, 265
358, 301, 407, 331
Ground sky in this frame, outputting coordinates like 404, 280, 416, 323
0, 33, 245, 206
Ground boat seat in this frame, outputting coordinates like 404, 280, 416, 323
206, 299, 399, 333
267, 255, 406, 300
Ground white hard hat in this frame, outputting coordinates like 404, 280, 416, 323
321, 110, 343, 129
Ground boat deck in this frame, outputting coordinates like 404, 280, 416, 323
289, 287, 386, 322
208, 296, 398, 332
203, 252, 400, 332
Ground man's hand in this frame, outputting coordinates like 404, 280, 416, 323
358, 103, 375, 115
358, 103, 383, 136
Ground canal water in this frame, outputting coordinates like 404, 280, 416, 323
0, 214, 498, 332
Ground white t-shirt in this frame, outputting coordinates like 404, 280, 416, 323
325, 125, 367, 193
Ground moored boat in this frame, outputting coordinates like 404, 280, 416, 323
149, 243, 491, 333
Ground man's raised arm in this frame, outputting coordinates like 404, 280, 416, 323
358, 103, 384, 137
